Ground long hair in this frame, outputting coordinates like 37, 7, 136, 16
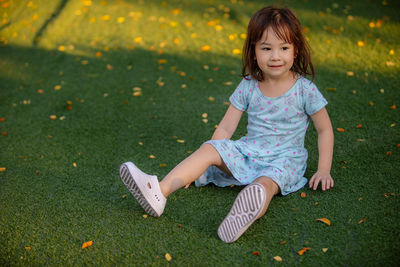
242, 6, 314, 81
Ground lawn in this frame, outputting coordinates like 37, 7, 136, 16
0, 0, 399, 265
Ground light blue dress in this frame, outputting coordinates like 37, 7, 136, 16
195, 75, 328, 195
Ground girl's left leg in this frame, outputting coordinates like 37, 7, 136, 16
218, 176, 279, 243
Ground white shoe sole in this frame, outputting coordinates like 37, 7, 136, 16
218, 183, 266, 243
119, 162, 165, 217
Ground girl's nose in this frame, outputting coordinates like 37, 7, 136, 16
271, 50, 280, 60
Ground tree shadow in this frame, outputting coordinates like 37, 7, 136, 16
33, 0, 69, 46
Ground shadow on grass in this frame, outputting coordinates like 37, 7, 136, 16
0, 38, 399, 264
32, 0, 70, 46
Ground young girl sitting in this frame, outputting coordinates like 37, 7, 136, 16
119, 6, 334, 243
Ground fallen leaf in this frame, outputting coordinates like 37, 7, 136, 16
356, 124, 362, 129
316, 218, 331, 226
273, 256, 282, 262
0, 167, 6, 172
280, 240, 287, 245
358, 218, 367, 224
143, 214, 148, 218
322, 248, 328, 253
298, 247, 311, 255
386, 151, 392, 156
327, 87, 336, 92
357, 41, 365, 47
73, 162, 77, 167
337, 128, 345, 132
165, 253, 172, 261
200, 45, 211, 52
25, 246, 31, 250
149, 155, 156, 159
122, 194, 126, 199
300, 192, 306, 198
49, 115, 57, 120
160, 163, 167, 167
346, 71, 354, 76
177, 139, 185, 143
81, 241, 93, 249
390, 104, 396, 110
369, 101, 374, 106
252, 251, 260, 256
208, 96, 215, 101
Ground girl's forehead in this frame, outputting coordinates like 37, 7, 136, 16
258, 26, 291, 43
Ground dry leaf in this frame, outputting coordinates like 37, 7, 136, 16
273, 256, 282, 262
49, 115, 57, 120
298, 247, 311, 255
149, 155, 156, 159
300, 192, 306, 198
143, 214, 148, 218
25, 246, 31, 250
252, 251, 260, 256
200, 45, 211, 52
165, 253, 172, 261
316, 218, 331, 226
358, 218, 367, 224
280, 240, 287, 245
356, 124, 362, 129
0, 167, 6, 172
337, 128, 345, 132
82, 241, 93, 249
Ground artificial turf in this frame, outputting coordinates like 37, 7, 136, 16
0, 0, 399, 265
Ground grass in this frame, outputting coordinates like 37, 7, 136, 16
0, 0, 399, 265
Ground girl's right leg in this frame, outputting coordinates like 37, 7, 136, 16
120, 143, 228, 217
159, 143, 230, 197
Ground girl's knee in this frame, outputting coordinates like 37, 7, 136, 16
254, 177, 280, 196
199, 143, 223, 166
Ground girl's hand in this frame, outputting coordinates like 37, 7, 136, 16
309, 170, 334, 191
184, 183, 191, 189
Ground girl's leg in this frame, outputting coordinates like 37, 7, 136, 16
217, 176, 280, 243
253, 177, 280, 219
160, 143, 230, 197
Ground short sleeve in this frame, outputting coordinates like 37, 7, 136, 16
229, 78, 252, 112
303, 80, 328, 115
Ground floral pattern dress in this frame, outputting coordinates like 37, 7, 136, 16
195, 75, 328, 195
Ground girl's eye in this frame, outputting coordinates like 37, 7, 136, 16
262, 47, 271, 51
282, 47, 289, 51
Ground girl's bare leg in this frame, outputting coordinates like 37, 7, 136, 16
253, 177, 280, 219
159, 144, 230, 197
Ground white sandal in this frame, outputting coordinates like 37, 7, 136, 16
119, 162, 166, 217
218, 183, 267, 243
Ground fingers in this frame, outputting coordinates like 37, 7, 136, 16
184, 183, 191, 189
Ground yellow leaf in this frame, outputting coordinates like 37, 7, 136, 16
81, 241, 93, 249
177, 139, 185, 143
232, 48, 241, 55
300, 192, 306, 198
165, 253, 172, 262
322, 248, 328, 253
298, 247, 311, 255
142, 214, 148, 218
357, 41, 365, 47
149, 155, 156, 159
358, 218, 367, 224
316, 218, 331, 226
0, 167, 6, 172
273, 256, 282, 262
25, 246, 32, 250
49, 115, 57, 120
202, 113, 208, 118
201, 45, 211, 52
346, 71, 354, 76
208, 96, 215, 101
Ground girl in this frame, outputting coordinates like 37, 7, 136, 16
119, 6, 334, 243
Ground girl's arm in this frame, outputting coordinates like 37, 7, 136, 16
309, 107, 334, 191
211, 104, 243, 140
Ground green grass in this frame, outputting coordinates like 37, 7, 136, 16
1, 0, 399, 265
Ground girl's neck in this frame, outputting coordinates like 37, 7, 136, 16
258, 71, 298, 98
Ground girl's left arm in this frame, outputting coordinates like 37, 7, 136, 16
309, 107, 334, 191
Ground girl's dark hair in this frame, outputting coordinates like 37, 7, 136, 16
242, 6, 314, 81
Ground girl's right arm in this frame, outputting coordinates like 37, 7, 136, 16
211, 104, 243, 140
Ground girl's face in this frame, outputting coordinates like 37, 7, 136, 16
255, 27, 296, 80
